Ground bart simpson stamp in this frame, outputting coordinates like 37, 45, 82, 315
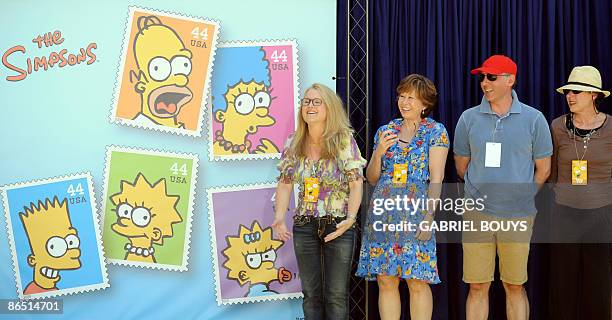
111, 7, 220, 136
209, 40, 299, 161
207, 183, 302, 305
101, 146, 198, 271
1, 173, 109, 299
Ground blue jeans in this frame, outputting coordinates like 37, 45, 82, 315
293, 216, 355, 320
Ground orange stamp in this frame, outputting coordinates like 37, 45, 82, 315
110, 7, 220, 136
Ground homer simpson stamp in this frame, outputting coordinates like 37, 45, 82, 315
209, 40, 299, 161
101, 146, 198, 271
207, 183, 302, 305
1, 173, 109, 299
111, 6, 220, 136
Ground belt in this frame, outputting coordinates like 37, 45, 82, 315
293, 214, 345, 225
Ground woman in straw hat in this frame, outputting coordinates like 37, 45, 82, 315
549, 65, 612, 320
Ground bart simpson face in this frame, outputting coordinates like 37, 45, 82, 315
215, 81, 276, 137
20, 197, 81, 282
133, 16, 194, 121
222, 221, 283, 286
110, 173, 181, 245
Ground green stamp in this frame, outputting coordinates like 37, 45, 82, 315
101, 146, 198, 271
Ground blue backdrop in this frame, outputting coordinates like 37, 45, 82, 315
0, 0, 336, 319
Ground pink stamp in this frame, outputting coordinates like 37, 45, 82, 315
209, 40, 299, 161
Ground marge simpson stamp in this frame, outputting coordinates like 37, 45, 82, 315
209, 40, 299, 161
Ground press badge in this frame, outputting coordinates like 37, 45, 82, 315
485, 142, 502, 167
304, 177, 320, 202
393, 163, 408, 186
571, 160, 588, 185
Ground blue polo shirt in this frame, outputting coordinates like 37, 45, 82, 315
453, 90, 553, 217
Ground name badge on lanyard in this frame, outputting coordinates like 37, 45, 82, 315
304, 177, 320, 202
572, 160, 588, 185
485, 142, 502, 168
393, 163, 408, 186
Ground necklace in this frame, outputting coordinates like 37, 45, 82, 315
572, 125, 597, 160
573, 129, 595, 160
570, 113, 601, 160
125, 243, 155, 257
215, 130, 251, 153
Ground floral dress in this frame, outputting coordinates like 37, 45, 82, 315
277, 133, 367, 218
356, 118, 449, 283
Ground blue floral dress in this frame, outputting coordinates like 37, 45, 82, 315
356, 118, 449, 283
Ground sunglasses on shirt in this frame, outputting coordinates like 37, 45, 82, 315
478, 73, 510, 82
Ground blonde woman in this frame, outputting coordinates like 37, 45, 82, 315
273, 83, 366, 320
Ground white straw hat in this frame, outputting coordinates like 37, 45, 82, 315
556, 65, 610, 97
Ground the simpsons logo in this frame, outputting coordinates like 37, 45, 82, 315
1, 30, 97, 82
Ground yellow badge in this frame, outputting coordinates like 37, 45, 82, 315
571, 160, 588, 185
304, 177, 320, 202
393, 163, 408, 186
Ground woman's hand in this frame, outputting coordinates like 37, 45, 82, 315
272, 217, 292, 241
374, 131, 398, 158
415, 228, 432, 241
324, 218, 355, 242
415, 218, 433, 241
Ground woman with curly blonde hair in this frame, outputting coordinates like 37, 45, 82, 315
273, 83, 366, 320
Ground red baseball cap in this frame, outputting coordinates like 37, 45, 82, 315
470, 55, 517, 75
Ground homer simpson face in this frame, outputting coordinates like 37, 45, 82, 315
222, 221, 284, 286
133, 17, 193, 122
110, 173, 181, 245
20, 197, 81, 284
215, 81, 275, 137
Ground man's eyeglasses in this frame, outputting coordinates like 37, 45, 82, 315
301, 98, 322, 106
478, 73, 510, 82
562, 89, 584, 95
